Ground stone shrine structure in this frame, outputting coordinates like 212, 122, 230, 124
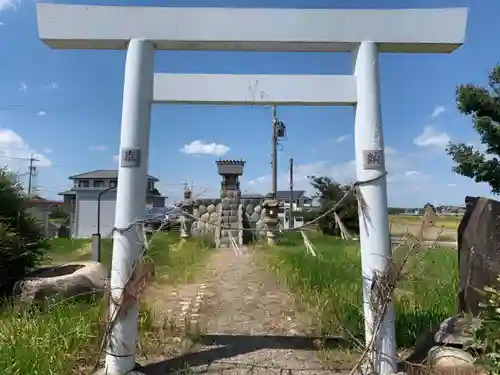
190, 159, 269, 246
215, 159, 245, 247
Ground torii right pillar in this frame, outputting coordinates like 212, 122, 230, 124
353, 41, 395, 374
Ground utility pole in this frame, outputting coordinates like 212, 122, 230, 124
271, 105, 278, 199
270, 106, 287, 200
289, 157, 294, 228
27, 154, 38, 196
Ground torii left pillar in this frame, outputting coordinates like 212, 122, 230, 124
103, 39, 154, 375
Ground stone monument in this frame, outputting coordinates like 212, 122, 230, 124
457, 196, 500, 316
215, 159, 245, 248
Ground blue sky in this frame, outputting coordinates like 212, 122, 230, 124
0, 0, 497, 207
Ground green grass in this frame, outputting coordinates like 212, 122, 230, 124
135, 233, 214, 284
266, 232, 458, 348
44, 238, 91, 264
0, 298, 161, 375
45, 233, 211, 285
97, 233, 212, 284
0, 233, 214, 375
0, 299, 102, 374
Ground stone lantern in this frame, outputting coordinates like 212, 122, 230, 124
180, 189, 194, 242
261, 199, 279, 245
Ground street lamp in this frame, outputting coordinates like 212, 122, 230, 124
92, 185, 116, 262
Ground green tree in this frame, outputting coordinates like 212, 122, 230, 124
298, 208, 321, 222
446, 64, 500, 194
424, 202, 436, 213
0, 169, 49, 297
388, 207, 406, 215
49, 205, 69, 220
309, 176, 359, 236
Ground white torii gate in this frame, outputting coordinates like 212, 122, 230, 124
36, 4, 467, 375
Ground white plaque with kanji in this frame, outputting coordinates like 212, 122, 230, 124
121, 147, 141, 168
362, 150, 384, 170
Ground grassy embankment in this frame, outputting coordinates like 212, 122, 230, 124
266, 231, 457, 348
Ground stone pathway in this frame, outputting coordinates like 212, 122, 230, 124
143, 246, 342, 374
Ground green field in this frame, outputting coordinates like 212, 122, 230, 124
389, 214, 461, 230
266, 232, 458, 347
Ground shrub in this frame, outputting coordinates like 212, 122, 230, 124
468, 275, 500, 374
0, 170, 49, 297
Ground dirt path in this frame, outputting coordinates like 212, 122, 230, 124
143, 247, 340, 374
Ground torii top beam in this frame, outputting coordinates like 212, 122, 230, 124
36, 3, 467, 53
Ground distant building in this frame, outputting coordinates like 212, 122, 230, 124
274, 190, 313, 229
275, 190, 313, 210
25, 198, 69, 238
59, 169, 166, 238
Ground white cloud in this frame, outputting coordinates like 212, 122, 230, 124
245, 160, 357, 196
414, 126, 451, 149
430, 105, 446, 119
44, 81, 58, 90
18, 82, 27, 92
37, 111, 46, 116
89, 145, 108, 152
43, 148, 52, 154
333, 134, 350, 143
448, 183, 457, 188
243, 145, 416, 196
385, 146, 397, 155
0, 0, 20, 12
112, 154, 119, 162
405, 170, 420, 177
0, 128, 52, 169
248, 175, 267, 185
386, 168, 431, 185
404, 170, 430, 180
180, 140, 230, 157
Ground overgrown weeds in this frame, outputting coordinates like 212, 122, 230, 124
265, 231, 458, 347
149, 234, 213, 284
0, 232, 213, 375
0, 298, 102, 374
467, 274, 500, 374
45, 233, 212, 285
0, 297, 172, 375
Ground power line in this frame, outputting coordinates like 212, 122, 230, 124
0, 155, 36, 161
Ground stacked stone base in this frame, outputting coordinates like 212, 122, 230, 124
191, 203, 218, 246
216, 191, 241, 248
190, 199, 269, 247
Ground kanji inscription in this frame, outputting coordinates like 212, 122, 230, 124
121, 147, 141, 168
362, 150, 384, 170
